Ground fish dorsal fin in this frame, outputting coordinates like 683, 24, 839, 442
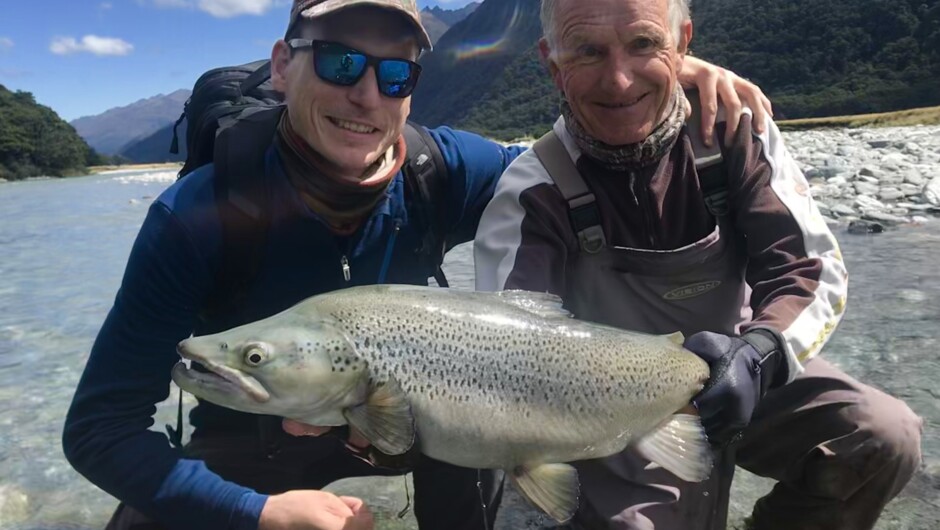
664, 331, 685, 345
343, 374, 415, 456
497, 290, 572, 319
509, 463, 580, 523
635, 413, 713, 482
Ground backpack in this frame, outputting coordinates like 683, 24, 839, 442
169, 59, 451, 321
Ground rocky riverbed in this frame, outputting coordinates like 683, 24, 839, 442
0, 125, 938, 530
785, 124, 940, 228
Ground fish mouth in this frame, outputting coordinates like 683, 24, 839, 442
172, 347, 271, 403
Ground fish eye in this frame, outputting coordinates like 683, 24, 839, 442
243, 344, 268, 366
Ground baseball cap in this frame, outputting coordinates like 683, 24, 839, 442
288, 0, 433, 51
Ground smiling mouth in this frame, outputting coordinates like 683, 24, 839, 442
599, 92, 648, 109
328, 117, 378, 134
173, 347, 271, 403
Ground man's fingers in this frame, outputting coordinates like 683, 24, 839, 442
696, 70, 719, 146
340, 496, 375, 529
339, 496, 367, 512
282, 419, 332, 437
717, 74, 742, 147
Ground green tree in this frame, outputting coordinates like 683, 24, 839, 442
0, 84, 98, 180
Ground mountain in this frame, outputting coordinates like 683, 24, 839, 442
70, 89, 190, 156
0, 85, 104, 180
118, 120, 186, 164
424, 2, 481, 26
421, 2, 481, 45
420, 11, 451, 46
410, 0, 542, 128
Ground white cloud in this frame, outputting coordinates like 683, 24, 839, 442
142, 0, 288, 17
151, 0, 193, 7
100, 2, 113, 9
198, 0, 276, 18
50, 35, 134, 56
0, 37, 13, 52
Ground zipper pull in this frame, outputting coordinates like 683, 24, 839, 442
340, 255, 351, 282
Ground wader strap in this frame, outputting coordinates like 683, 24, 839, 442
533, 131, 606, 254
684, 91, 729, 217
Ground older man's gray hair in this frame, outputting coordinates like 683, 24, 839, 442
540, 0, 691, 54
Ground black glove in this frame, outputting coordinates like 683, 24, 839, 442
684, 328, 789, 446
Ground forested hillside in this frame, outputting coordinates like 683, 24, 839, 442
413, 0, 940, 139
692, 0, 940, 118
0, 85, 104, 181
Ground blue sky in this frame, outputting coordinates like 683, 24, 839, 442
0, 0, 475, 122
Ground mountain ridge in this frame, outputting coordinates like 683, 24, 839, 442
70, 89, 190, 156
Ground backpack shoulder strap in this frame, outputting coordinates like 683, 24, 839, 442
201, 105, 284, 325
532, 130, 606, 254
401, 122, 450, 287
684, 90, 729, 217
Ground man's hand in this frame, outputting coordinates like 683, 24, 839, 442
684, 329, 788, 446
259, 490, 374, 530
678, 55, 773, 147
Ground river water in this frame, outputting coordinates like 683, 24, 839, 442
0, 170, 936, 529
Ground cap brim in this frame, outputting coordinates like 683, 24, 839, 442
298, 0, 433, 51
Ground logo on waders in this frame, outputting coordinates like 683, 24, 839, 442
663, 280, 722, 300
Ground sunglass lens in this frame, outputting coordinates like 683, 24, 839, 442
315, 46, 367, 86
378, 60, 415, 97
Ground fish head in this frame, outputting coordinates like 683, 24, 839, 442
171, 312, 368, 425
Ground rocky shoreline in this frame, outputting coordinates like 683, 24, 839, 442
783, 124, 940, 230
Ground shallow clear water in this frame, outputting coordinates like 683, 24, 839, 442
0, 171, 936, 529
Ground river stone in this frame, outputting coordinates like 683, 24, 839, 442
868, 140, 891, 148
925, 176, 940, 206
831, 204, 857, 217
855, 195, 886, 211
859, 166, 884, 178
879, 188, 905, 201
899, 184, 923, 197
877, 171, 906, 185
904, 173, 927, 186
881, 153, 909, 166
902, 142, 923, 155
862, 211, 910, 224
0, 485, 29, 528
854, 181, 880, 195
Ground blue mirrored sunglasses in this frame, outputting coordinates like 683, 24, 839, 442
287, 39, 422, 98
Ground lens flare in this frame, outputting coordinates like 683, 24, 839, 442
451, 5, 524, 61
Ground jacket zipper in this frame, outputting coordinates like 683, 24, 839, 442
629, 170, 657, 248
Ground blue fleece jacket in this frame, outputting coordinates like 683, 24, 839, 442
62, 126, 525, 530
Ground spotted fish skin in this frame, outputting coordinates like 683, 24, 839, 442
295, 285, 709, 468
172, 285, 712, 522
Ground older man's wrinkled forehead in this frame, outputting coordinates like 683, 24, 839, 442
547, 0, 683, 49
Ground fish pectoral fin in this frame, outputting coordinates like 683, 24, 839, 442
663, 331, 685, 345
343, 375, 415, 456
635, 413, 713, 482
496, 290, 572, 319
509, 463, 580, 523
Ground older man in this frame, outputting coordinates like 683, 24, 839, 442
474, 0, 923, 529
